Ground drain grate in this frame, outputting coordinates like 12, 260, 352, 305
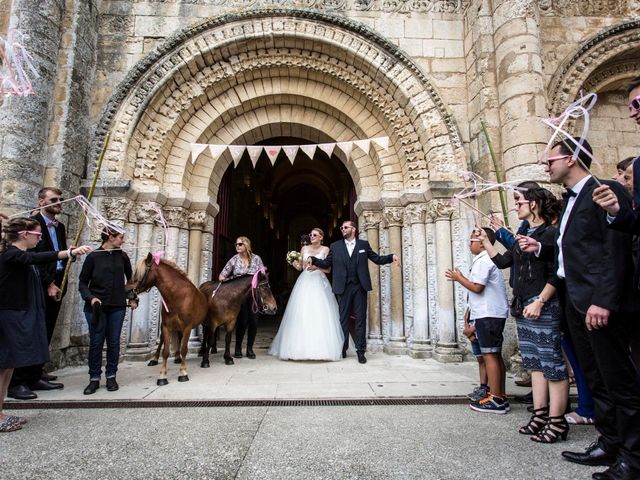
4, 396, 476, 409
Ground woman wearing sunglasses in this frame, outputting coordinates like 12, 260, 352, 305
269, 227, 345, 361
0, 218, 91, 432
219, 236, 265, 359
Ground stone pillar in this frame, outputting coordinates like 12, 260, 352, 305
382, 207, 406, 355
405, 204, 431, 359
361, 210, 383, 350
187, 210, 207, 350
492, 0, 548, 183
125, 203, 156, 359
430, 200, 463, 363
0, 0, 65, 211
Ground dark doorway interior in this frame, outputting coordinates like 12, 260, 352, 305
212, 138, 356, 299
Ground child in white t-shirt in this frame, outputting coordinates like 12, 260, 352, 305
446, 227, 509, 414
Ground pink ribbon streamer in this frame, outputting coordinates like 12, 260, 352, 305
0, 30, 39, 97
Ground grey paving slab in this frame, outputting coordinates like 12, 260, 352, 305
0, 405, 602, 480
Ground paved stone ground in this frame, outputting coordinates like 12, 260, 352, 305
1, 404, 601, 480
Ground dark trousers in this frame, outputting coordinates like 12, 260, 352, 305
84, 308, 126, 380
10, 272, 65, 389
235, 297, 259, 351
337, 282, 367, 353
561, 331, 595, 418
564, 299, 640, 468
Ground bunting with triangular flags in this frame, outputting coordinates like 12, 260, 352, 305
247, 146, 263, 167
264, 146, 281, 165
318, 143, 336, 157
282, 146, 299, 164
229, 145, 245, 167
191, 143, 208, 164
299, 144, 317, 160
208, 145, 227, 163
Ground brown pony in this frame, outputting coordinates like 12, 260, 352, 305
127, 253, 209, 385
199, 268, 277, 366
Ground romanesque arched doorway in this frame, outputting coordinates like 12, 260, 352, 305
92, 10, 469, 362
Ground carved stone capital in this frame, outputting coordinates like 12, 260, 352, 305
129, 202, 161, 224
383, 207, 404, 227
163, 207, 188, 228
360, 210, 383, 231
404, 203, 428, 225
188, 210, 208, 229
101, 197, 133, 221
427, 200, 454, 222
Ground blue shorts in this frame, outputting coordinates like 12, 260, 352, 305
474, 317, 506, 354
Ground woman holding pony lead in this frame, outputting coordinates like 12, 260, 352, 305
0, 218, 91, 432
79, 227, 135, 395
219, 236, 265, 359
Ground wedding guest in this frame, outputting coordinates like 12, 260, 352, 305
479, 188, 569, 441
219, 236, 265, 359
8, 187, 69, 399
0, 218, 91, 432
79, 228, 135, 395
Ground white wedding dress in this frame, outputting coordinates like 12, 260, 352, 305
269, 251, 345, 361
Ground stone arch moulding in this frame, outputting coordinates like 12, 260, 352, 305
92, 8, 467, 208
548, 19, 640, 114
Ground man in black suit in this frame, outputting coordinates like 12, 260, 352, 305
520, 138, 640, 479
308, 220, 399, 364
8, 187, 67, 399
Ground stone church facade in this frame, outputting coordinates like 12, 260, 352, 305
1, 1, 639, 368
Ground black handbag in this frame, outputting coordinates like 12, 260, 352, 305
510, 296, 523, 318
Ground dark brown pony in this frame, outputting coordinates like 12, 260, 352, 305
126, 253, 209, 385
199, 268, 277, 366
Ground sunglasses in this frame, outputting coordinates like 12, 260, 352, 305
309, 233, 320, 237
48, 197, 64, 203
541, 154, 570, 166
629, 95, 640, 113
340, 226, 352, 230
19, 230, 43, 237
235, 242, 245, 247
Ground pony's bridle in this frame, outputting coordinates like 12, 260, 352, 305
251, 266, 271, 314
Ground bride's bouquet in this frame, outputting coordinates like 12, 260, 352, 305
286, 250, 301, 266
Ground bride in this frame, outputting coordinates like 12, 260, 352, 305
269, 227, 345, 361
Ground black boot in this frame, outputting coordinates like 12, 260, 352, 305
233, 347, 243, 359
246, 348, 256, 359
106, 377, 119, 392
83, 380, 99, 395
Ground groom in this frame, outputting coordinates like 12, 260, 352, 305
308, 220, 399, 363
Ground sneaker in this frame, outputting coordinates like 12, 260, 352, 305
467, 386, 489, 402
470, 394, 508, 414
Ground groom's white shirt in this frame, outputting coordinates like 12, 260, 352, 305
345, 239, 356, 257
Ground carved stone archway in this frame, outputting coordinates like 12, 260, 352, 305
548, 19, 640, 113
92, 9, 468, 361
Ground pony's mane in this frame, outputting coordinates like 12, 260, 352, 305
133, 256, 190, 281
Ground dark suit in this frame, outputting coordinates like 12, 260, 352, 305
10, 213, 68, 390
557, 177, 640, 469
312, 238, 393, 353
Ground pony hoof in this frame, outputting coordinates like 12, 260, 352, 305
178, 375, 189, 382
147, 359, 159, 366
212, 347, 218, 354
201, 361, 210, 368
224, 358, 234, 365
174, 358, 182, 364
157, 378, 169, 386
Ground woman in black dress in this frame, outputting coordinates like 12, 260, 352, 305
0, 218, 91, 432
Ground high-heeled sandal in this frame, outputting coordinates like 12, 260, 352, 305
531, 415, 569, 443
518, 406, 548, 435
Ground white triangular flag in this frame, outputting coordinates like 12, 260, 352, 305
229, 145, 245, 167
300, 144, 317, 160
282, 146, 299, 165
318, 143, 336, 157
247, 146, 263, 167
371, 136, 389, 150
264, 146, 281, 165
191, 143, 208, 164
354, 139, 371, 153
336, 141, 354, 159
208, 145, 227, 162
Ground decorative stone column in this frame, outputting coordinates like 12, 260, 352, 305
125, 203, 157, 359
163, 207, 188, 262
405, 203, 431, 358
361, 210, 383, 350
187, 210, 207, 350
429, 200, 463, 363
382, 207, 406, 355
